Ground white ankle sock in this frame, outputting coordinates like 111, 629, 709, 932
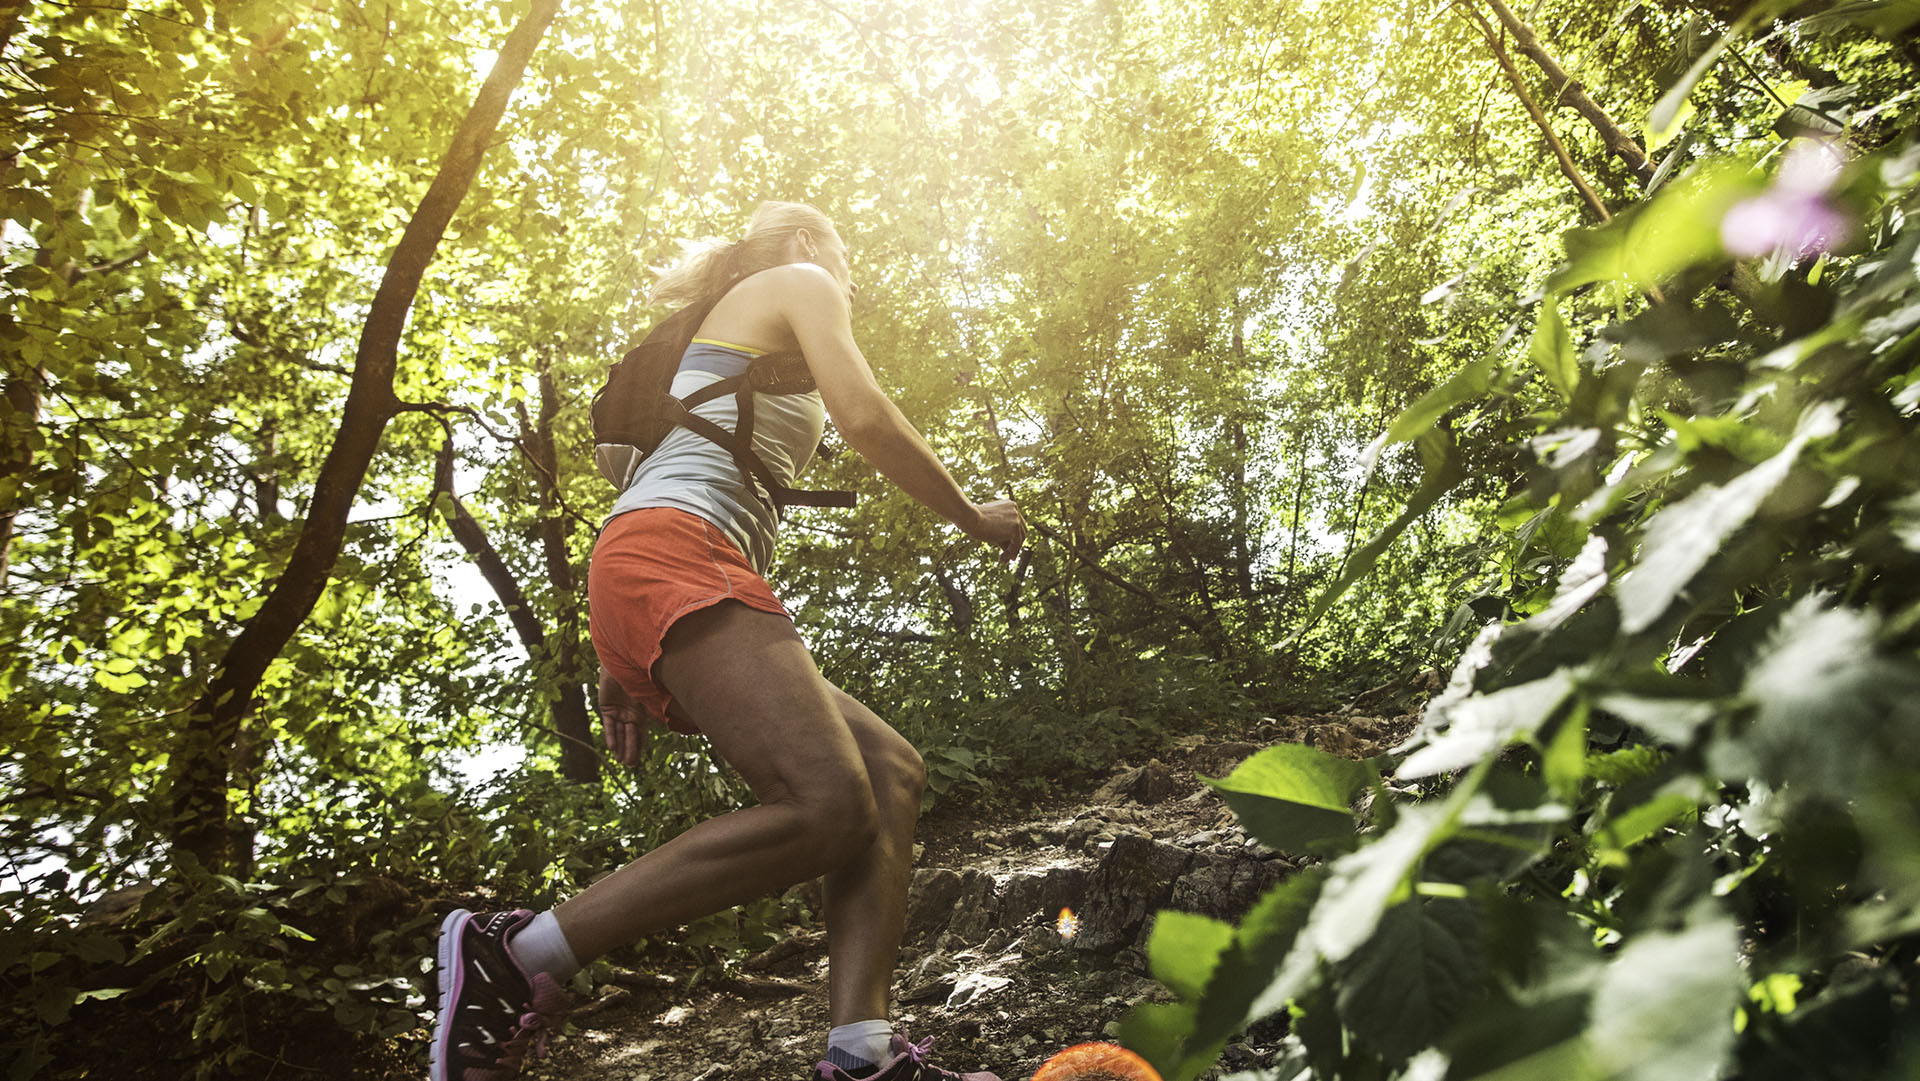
506, 909, 581, 983
825, 1019, 894, 1072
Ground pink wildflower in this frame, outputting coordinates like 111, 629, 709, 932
1720, 138, 1852, 261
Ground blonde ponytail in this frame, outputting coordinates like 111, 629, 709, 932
648, 201, 839, 308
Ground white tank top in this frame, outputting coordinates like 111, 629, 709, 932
603, 339, 826, 574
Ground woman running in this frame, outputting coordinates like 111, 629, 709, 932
430, 201, 1025, 1081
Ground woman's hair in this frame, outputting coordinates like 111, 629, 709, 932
649, 201, 838, 307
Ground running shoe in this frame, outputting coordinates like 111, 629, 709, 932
430, 908, 574, 1081
815, 1031, 1001, 1081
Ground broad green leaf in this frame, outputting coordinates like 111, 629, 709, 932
1146, 911, 1235, 1000
1116, 1001, 1219, 1081
1334, 897, 1484, 1063
1617, 402, 1841, 634
1596, 791, 1699, 852
1289, 802, 1462, 975
1595, 694, 1718, 744
1205, 744, 1376, 852
1549, 162, 1762, 292
1646, 96, 1696, 151
1713, 597, 1920, 798
1584, 914, 1743, 1081
1523, 535, 1609, 634
1542, 702, 1588, 803
1180, 869, 1328, 1067
1527, 299, 1576, 401
1799, 0, 1920, 37
1358, 356, 1493, 477
1399, 668, 1580, 778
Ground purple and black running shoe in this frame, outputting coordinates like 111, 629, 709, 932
815, 1031, 1001, 1081
430, 908, 573, 1081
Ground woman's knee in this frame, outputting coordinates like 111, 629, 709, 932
890, 743, 927, 803
790, 775, 880, 865
826, 687, 927, 804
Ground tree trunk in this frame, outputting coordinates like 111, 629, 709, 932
1227, 316, 1255, 602
530, 362, 597, 782
165, 0, 565, 871
0, 367, 41, 586
436, 441, 545, 647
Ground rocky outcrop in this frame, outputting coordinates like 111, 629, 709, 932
903, 751, 1300, 957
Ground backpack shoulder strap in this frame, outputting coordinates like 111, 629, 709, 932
614, 287, 857, 515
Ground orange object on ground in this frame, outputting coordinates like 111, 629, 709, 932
588, 507, 791, 732
1031, 1043, 1163, 1081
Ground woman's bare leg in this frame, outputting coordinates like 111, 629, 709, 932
552, 602, 878, 961
819, 684, 927, 1027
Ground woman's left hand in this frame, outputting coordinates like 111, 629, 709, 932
964, 498, 1027, 561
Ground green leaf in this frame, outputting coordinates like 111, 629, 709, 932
1543, 701, 1589, 803
6, 187, 59, 227
1711, 597, 1920, 797
1583, 914, 1743, 1081
1205, 744, 1376, 852
1799, 0, 1920, 37
1359, 356, 1494, 477
1617, 402, 1841, 634
1398, 668, 1580, 778
1157, 869, 1329, 1080
1147, 911, 1235, 1000
1646, 96, 1697, 151
1291, 801, 1463, 973
1549, 162, 1762, 293
1528, 300, 1577, 401
1596, 791, 1699, 852
1117, 1001, 1216, 1081
1595, 693, 1719, 744
1334, 897, 1485, 1063
33, 983, 75, 1026
1523, 536, 1609, 635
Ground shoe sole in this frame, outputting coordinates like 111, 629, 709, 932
429, 908, 473, 1081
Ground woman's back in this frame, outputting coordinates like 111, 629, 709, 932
607, 329, 828, 574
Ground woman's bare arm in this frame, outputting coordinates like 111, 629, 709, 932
773, 264, 1023, 556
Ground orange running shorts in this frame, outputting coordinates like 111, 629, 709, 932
587, 507, 790, 732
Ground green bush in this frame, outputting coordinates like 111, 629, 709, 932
1122, 14, 1920, 1080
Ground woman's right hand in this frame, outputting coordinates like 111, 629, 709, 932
965, 499, 1026, 561
598, 670, 647, 768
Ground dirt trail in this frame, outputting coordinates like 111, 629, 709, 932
527, 710, 1417, 1081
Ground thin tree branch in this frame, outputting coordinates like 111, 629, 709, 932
1458, 4, 1613, 223
433, 436, 546, 652
1479, 0, 1657, 186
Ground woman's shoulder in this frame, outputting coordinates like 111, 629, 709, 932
730, 261, 840, 300
700, 263, 844, 351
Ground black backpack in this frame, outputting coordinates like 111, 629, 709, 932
591, 293, 856, 516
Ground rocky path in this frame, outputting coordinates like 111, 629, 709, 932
528, 711, 1415, 1081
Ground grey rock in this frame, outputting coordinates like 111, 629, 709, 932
944, 869, 1002, 941
1073, 834, 1193, 952
999, 865, 1090, 928
905, 867, 964, 940
1169, 851, 1291, 921
947, 970, 1012, 1008
1091, 759, 1186, 805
